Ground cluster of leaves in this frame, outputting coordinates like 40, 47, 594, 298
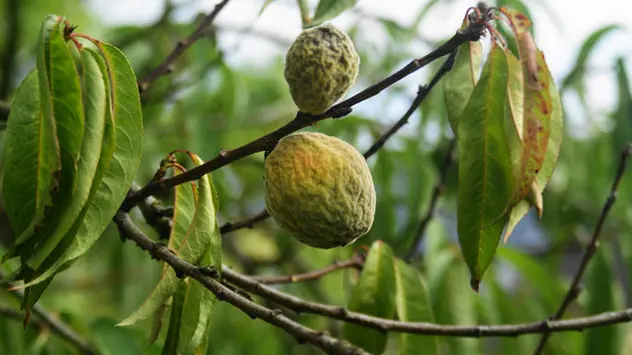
444, 8, 563, 288
1, 16, 143, 312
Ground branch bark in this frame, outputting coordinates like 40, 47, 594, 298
114, 211, 368, 355
250, 254, 364, 285
533, 143, 632, 354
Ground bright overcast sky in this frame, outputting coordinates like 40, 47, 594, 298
90, 0, 632, 135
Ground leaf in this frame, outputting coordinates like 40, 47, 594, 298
118, 171, 196, 327
10, 15, 84, 259
584, 248, 622, 355
311, 0, 357, 26
26, 47, 109, 270
393, 259, 438, 355
258, 0, 277, 16
612, 58, 631, 153
443, 16, 483, 133
163, 249, 217, 355
344, 241, 396, 354
457, 44, 513, 289
18, 43, 142, 289
561, 25, 621, 92
1, 70, 59, 247
497, 247, 566, 309
119, 153, 219, 326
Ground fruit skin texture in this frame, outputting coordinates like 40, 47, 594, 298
284, 24, 360, 114
264, 132, 376, 249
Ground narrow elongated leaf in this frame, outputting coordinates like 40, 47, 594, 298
2, 70, 59, 244
344, 241, 396, 354
11, 16, 84, 257
394, 259, 438, 355
163, 249, 217, 355
26, 48, 108, 270
118, 172, 196, 326
457, 44, 513, 288
311, 0, 357, 26
19, 43, 141, 291
561, 25, 621, 92
444, 17, 483, 133
612, 58, 632, 151
120, 153, 219, 326
584, 248, 622, 355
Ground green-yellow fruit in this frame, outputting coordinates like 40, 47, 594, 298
284, 24, 360, 114
264, 132, 376, 249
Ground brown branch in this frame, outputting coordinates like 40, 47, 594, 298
114, 211, 368, 355
405, 138, 456, 261
219, 210, 271, 235
222, 266, 632, 336
122, 21, 486, 211
250, 254, 364, 285
533, 143, 632, 354
1, 275, 98, 354
136, 0, 232, 93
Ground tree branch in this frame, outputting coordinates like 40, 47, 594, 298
137, 0, 232, 93
219, 210, 271, 235
114, 211, 368, 355
222, 265, 632, 336
115, 209, 632, 340
0, 306, 47, 330
250, 254, 364, 285
122, 21, 486, 211
405, 138, 456, 261
1, 275, 98, 354
533, 143, 632, 354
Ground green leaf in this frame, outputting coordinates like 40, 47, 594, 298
584, 247, 623, 355
258, 0, 277, 16
311, 0, 356, 26
393, 259, 438, 355
561, 25, 621, 92
10, 15, 84, 260
163, 249, 217, 355
18, 43, 142, 290
26, 47, 109, 270
457, 44, 513, 288
497, 247, 566, 309
120, 153, 219, 327
612, 58, 632, 152
1, 70, 59, 247
344, 241, 396, 354
443, 17, 483, 133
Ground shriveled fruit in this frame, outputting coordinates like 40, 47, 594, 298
264, 132, 376, 249
284, 24, 360, 114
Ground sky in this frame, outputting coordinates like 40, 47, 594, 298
89, 0, 632, 138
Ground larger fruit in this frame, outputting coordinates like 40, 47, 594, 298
284, 24, 360, 114
264, 132, 376, 249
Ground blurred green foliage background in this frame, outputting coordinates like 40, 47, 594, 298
0, 0, 631, 354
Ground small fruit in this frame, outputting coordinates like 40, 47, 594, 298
284, 24, 360, 114
264, 132, 376, 249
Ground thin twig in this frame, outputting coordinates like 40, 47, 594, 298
1, 276, 98, 354
251, 255, 364, 285
533, 143, 632, 354
219, 210, 271, 235
0, 0, 19, 99
122, 21, 486, 210
137, 0, 232, 93
405, 139, 456, 261
0, 306, 47, 330
222, 266, 632, 336
114, 211, 368, 355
